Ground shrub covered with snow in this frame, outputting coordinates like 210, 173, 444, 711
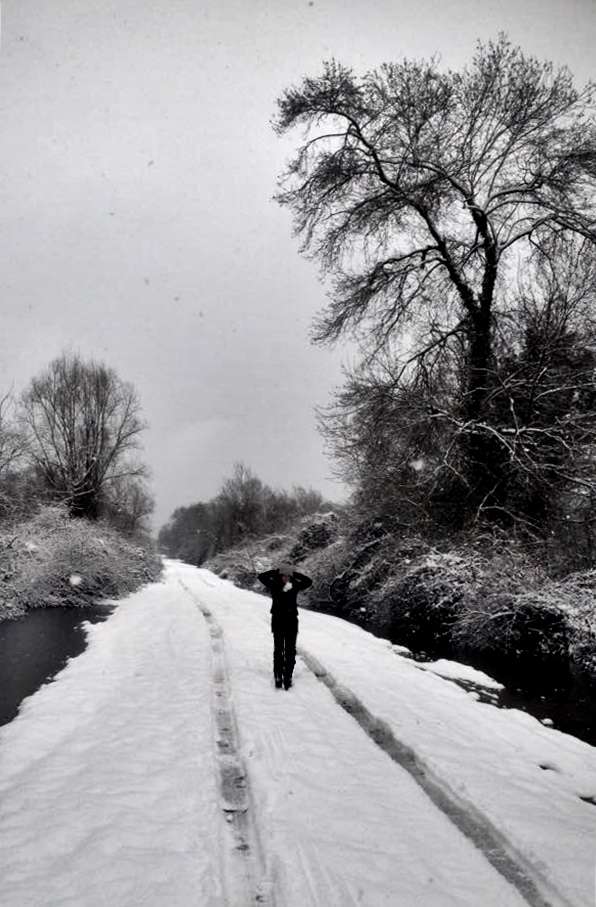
451, 590, 571, 687
287, 512, 340, 561
369, 551, 477, 651
0, 505, 162, 621
205, 542, 273, 592
538, 572, 596, 686
205, 512, 340, 595
298, 521, 596, 689
300, 521, 434, 630
205, 507, 596, 692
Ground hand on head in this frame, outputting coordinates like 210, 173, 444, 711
277, 562, 294, 582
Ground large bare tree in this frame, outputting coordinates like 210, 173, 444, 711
101, 474, 155, 535
21, 353, 147, 519
0, 392, 25, 481
0, 391, 27, 520
319, 235, 596, 534
274, 35, 596, 523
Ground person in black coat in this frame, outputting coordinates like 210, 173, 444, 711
258, 562, 312, 689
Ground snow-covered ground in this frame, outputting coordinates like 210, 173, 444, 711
0, 560, 594, 906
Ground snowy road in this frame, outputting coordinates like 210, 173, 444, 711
0, 560, 594, 906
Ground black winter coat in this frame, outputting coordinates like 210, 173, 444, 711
257, 569, 313, 623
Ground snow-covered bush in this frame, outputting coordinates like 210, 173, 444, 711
204, 506, 596, 692
287, 512, 340, 561
542, 572, 596, 686
206, 546, 265, 591
452, 590, 571, 687
297, 535, 351, 613
205, 512, 341, 594
300, 524, 437, 632
0, 505, 162, 621
369, 551, 478, 650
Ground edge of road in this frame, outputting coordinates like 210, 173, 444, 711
175, 564, 575, 907
298, 646, 575, 907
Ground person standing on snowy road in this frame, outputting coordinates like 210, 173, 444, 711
258, 563, 312, 690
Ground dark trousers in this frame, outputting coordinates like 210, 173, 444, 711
272, 616, 298, 683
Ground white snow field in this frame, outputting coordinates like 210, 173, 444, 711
0, 560, 593, 906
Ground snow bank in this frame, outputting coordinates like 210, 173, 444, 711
0, 578, 222, 907
1, 561, 593, 907
183, 564, 596, 907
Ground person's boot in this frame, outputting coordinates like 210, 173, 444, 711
274, 674, 283, 689
283, 676, 292, 690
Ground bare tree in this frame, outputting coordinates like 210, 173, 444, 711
274, 36, 596, 520
158, 465, 332, 564
215, 462, 267, 548
319, 233, 596, 534
0, 391, 28, 522
21, 353, 147, 519
101, 474, 154, 535
0, 391, 25, 479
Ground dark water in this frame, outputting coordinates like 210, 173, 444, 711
400, 649, 596, 748
0, 604, 114, 727
2, 604, 594, 751
444, 675, 596, 748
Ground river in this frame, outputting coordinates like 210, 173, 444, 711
0, 604, 114, 727
1, 603, 594, 748
398, 648, 596, 748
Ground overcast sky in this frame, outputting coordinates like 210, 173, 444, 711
0, 0, 594, 529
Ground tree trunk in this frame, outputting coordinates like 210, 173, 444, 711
69, 487, 100, 520
463, 313, 509, 521
465, 315, 492, 423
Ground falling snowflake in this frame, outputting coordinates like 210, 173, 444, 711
69, 574, 83, 587
409, 458, 426, 473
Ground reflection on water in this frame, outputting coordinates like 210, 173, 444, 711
0, 604, 114, 727
415, 666, 596, 748
446, 675, 596, 748
395, 647, 596, 747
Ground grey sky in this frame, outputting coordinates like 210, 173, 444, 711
1, 0, 594, 528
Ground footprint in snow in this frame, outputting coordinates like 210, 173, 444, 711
538, 762, 561, 772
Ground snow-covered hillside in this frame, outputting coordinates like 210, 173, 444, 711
0, 560, 594, 906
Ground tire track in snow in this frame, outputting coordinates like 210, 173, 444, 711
178, 581, 274, 907
298, 646, 574, 907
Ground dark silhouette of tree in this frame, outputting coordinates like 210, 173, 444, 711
101, 475, 155, 536
158, 463, 331, 564
0, 392, 29, 522
214, 463, 267, 550
0, 392, 24, 480
319, 233, 596, 535
21, 353, 147, 520
274, 36, 596, 523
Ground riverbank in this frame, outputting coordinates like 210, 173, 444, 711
0, 505, 162, 623
204, 512, 596, 746
2, 561, 595, 907
0, 604, 114, 727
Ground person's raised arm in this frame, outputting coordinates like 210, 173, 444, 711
258, 569, 278, 590
291, 571, 312, 591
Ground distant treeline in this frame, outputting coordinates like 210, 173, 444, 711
158, 463, 337, 565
